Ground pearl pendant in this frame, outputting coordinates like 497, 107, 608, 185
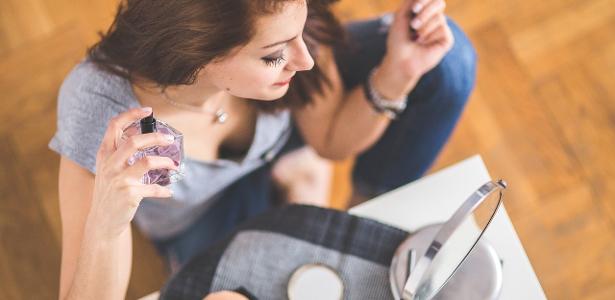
215, 109, 229, 124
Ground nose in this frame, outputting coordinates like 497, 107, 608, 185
286, 37, 314, 72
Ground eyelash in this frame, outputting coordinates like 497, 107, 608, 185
262, 54, 286, 67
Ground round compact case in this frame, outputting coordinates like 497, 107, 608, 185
160, 180, 507, 300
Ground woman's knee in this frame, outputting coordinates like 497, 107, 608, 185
448, 19, 478, 96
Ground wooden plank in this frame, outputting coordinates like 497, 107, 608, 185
39, 0, 77, 29
535, 69, 615, 226
334, 0, 400, 21
446, 0, 502, 32
469, 22, 585, 200
528, 19, 614, 80
0, 23, 86, 134
0, 0, 54, 51
513, 182, 615, 299
431, 90, 541, 219
0, 136, 60, 299
591, 284, 615, 300
582, 33, 615, 113
508, 0, 615, 71
11, 110, 62, 243
535, 67, 615, 178
71, 0, 120, 46
494, 0, 579, 32
330, 158, 354, 209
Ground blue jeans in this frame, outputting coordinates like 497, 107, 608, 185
152, 17, 477, 272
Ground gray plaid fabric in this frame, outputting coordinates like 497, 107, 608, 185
211, 231, 391, 299
160, 205, 409, 300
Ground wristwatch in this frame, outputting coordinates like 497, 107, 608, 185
363, 68, 408, 120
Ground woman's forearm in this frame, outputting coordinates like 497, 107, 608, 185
324, 63, 420, 160
64, 227, 132, 300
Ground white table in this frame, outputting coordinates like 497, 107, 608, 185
349, 155, 547, 300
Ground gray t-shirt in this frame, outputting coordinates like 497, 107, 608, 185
49, 60, 292, 239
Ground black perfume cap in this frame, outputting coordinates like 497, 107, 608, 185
140, 112, 157, 134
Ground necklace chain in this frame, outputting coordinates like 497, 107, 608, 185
161, 91, 229, 124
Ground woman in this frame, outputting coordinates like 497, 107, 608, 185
49, 0, 476, 298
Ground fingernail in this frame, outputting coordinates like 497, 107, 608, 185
142, 106, 153, 113
413, 3, 423, 13
164, 134, 174, 142
411, 18, 422, 29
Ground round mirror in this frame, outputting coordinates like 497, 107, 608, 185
287, 264, 344, 300
401, 180, 506, 300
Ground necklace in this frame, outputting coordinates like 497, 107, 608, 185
161, 91, 229, 124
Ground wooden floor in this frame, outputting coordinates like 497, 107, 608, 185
1, 0, 614, 299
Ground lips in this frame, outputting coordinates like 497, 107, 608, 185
273, 80, 291, 86
274, 74, 295, 86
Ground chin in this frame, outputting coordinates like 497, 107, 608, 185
262, 96, 285, 101
233, 85, 289, 101
256, 87, 290, 101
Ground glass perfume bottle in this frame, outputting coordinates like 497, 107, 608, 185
120, 112, 185, 186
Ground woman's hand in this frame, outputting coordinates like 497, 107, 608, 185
272, 146, 332, 207
374, 0, 454, 99
85, 107, 178, 241
203, 291, 249, 300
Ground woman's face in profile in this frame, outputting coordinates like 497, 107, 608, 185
201, 0, 315, 101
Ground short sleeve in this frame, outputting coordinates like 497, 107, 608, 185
48, 61, 135, 174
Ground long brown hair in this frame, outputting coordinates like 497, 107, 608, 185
88, 0, 346, 113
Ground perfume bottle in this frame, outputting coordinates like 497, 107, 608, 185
120, 112, 184, 186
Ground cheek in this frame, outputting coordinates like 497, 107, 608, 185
209, 61, 288, 100
247, 69, 279, 86
226, 65, 280, 90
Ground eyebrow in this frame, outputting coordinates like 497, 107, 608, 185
262, 35, 298, 49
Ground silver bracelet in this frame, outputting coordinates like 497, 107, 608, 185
363, 68, 408, 119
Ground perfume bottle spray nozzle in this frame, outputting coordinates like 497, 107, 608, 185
140, 112, 157, 134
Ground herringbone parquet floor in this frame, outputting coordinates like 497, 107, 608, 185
1, 0, 614, 299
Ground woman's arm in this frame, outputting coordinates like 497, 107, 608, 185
58, 107, 176, 299
292, 47, 411, 160
293, 0, 452, 160
58, 157, 133, 300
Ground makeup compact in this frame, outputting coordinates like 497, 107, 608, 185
287, 264, 344, 300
